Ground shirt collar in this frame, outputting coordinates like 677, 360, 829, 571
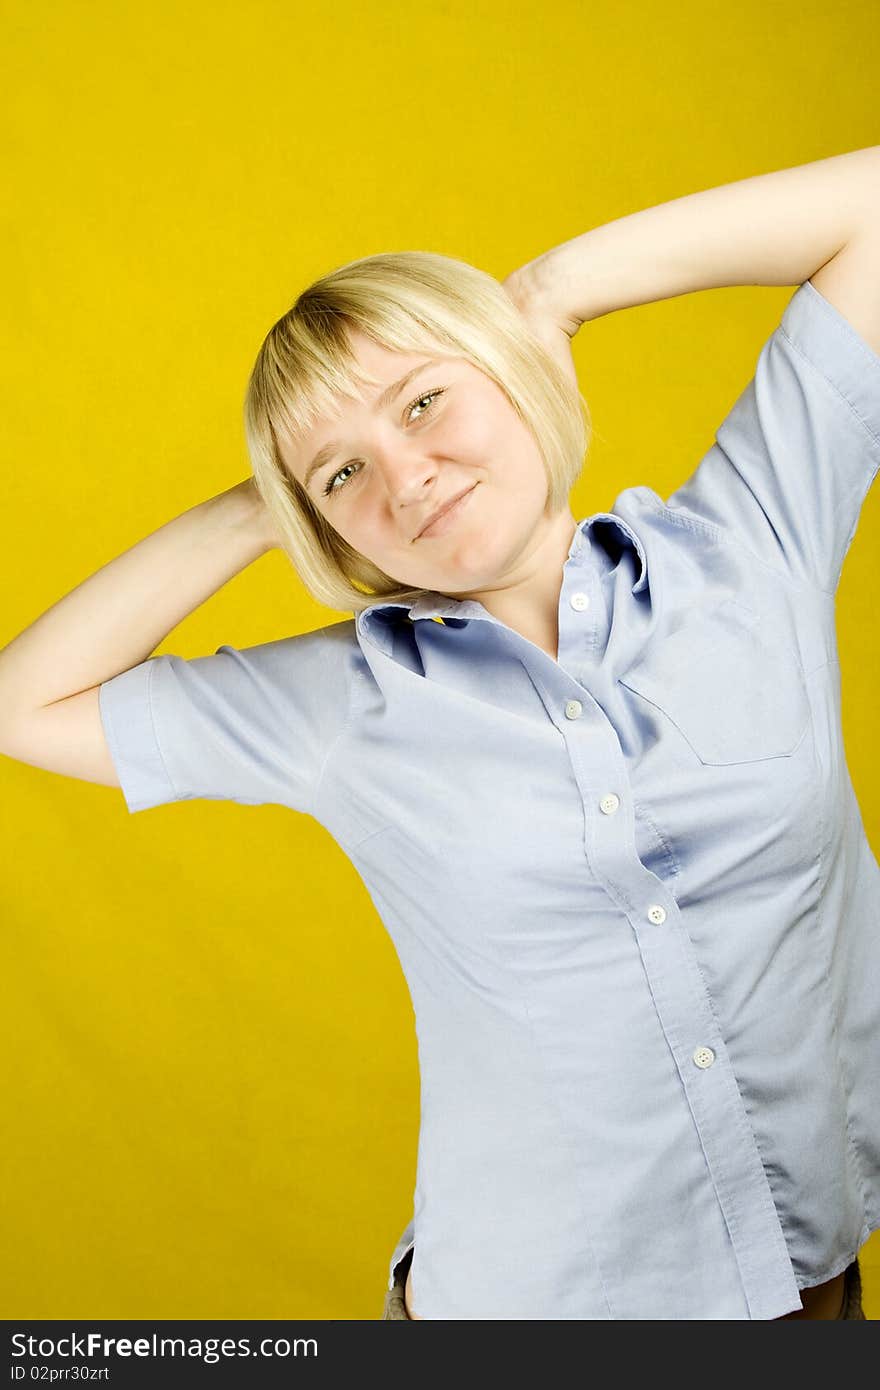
356, 512, 648, 636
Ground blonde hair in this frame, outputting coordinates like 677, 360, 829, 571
243, 250, 591, 615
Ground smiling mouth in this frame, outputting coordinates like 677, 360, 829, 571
416, 484, 478, 540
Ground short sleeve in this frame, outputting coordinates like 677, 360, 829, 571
664, 279, 880, 594
98, 619, 358, 815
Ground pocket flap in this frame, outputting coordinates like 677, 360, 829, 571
618, 598, 809, 764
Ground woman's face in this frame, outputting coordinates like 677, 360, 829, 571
279, 328, 568, 600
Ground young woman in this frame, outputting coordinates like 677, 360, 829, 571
1, 147, 878, 1319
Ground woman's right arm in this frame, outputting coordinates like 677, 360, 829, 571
0, 478, 278, 787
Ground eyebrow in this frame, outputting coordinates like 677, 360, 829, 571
303, 357, 443, 491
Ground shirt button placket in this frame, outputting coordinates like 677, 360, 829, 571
645, 907, 717, 1070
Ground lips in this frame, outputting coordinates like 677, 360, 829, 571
415, 484, 477, 540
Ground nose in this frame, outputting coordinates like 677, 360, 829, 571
374, 439, 441, 510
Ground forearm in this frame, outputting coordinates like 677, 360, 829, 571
523, 146, 880, 326
0, 478, 274, 715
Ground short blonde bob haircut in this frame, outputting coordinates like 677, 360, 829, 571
243, 250, 591, 615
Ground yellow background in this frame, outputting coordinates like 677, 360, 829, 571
2, 0, 878, 1318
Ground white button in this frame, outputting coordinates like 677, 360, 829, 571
599, 793, 620, 815
647, 904, 666, 924
564, 700, 583, 720
693, 1046, 715, 1069
570, 591, 590, 611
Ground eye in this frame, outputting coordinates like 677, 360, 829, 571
321, 387, 446, 498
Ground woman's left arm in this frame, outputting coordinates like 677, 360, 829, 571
502, 145, 880, 342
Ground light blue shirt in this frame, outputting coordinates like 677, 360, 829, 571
99, 280, 880, 1319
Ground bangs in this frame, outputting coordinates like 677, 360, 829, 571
256, 310, 448, 475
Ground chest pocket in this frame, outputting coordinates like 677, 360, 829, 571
618, 597, 810, 765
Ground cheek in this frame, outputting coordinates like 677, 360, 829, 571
453, 400, 505, 454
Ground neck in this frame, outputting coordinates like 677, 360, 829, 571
452, 504, 580, 661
